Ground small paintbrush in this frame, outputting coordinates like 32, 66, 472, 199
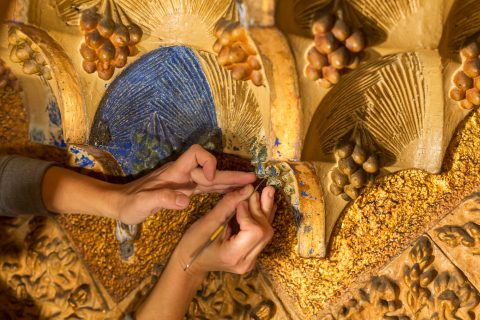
184, 177, 268, 271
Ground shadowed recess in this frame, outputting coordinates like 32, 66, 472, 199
275, 0, 333, 38
89, 46, 221, 175
339, 0, 418, 45
440, 0, 480, 56
198, 51, 263, 156
303, 52, 426, 165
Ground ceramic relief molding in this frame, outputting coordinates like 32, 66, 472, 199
74, 1, 143, 80
187, 269, 287, 319
449, 36, 480, 110
323, 236, 480, 319
0, 217, 109, 319
329, 129, 380, 201
5, 0, 480, 319
213, 19, 264, 86
429, 194, 480, 292
7, 27, 52, 80
305, 11, 365, 88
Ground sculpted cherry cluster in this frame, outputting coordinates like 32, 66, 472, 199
305, 12, 366, 88
79, 3, 142, 80
213, 20, 263, 86
449, 36, 480, 109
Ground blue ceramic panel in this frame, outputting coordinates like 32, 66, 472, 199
29, 95, 66, 149
90, 46, 221, 175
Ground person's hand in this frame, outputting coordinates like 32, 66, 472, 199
112, 144, 256, 224
171, 184, 276, 277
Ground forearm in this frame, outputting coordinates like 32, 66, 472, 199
135, 251, 206, 320
41, 166, 120, 219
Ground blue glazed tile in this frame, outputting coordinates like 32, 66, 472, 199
90, 46, 222, 176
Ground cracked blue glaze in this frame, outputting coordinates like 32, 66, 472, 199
90, 46, 221, 175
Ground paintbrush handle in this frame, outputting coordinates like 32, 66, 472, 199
184, 178, 267, 271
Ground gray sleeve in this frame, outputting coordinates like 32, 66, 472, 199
0, 155, 56, 217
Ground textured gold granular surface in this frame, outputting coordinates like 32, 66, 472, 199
57, 193, 221, 302
259, 108, 480, 318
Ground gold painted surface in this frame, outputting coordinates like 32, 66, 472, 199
57, 193, 220, 303
0, 79, 67, 162
188, 269, 289, 319
4, 0, 480, 319
323, 235, 480, 319
0, 216, 112, 319
259, 107, 480, 318
8, 22, 88, 144
429, 194, 480, 292
249, 27, 302, 161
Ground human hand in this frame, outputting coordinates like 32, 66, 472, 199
172, 184, 276, 277
112, 144, 256, 224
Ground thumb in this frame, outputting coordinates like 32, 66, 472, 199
144, 188, 190, 210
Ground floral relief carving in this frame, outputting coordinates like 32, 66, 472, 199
0, 217, 108, 319
323, 236, 480, 320
187, 269, 277, 320
435, 222, 480, 255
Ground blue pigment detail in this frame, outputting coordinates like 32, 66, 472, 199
89, 46, 221, 175
274, 137, 281, 146
301, 191, 309, 197
47, 98, 62, 127
299, 181, 305, 187
76, 154, 95, 168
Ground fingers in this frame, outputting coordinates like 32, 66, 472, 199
260, 186, 276, 223
174, 144, 217, 181
203, 184, 254, 227
190, 168, 256, 193
143, 188, 190, 211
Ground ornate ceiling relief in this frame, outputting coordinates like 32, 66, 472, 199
3, 0, 480, 319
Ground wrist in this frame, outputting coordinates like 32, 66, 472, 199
101, 183, 123, 220
171, 249, 207, 283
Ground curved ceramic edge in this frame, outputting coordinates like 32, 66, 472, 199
9, 22, 88, 144
250, 27, 302, 161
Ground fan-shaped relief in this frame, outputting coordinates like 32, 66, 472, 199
441, 0, 480, 57
117, 0, 237, 50
55, 0, 100, 25
55, 0, 237, 49
339, 0, 420, 45
197, 51, 266, 158
303, 52, 444, 172
89, 46, 221, 175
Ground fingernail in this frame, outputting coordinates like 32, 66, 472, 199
240, 185, 251, 195
268, 189, 275, 198
176, 194, 189, 206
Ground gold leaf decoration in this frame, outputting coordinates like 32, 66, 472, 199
198, 51, 263, 157
303, 52, 427, 166
324, 236, 480, 320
